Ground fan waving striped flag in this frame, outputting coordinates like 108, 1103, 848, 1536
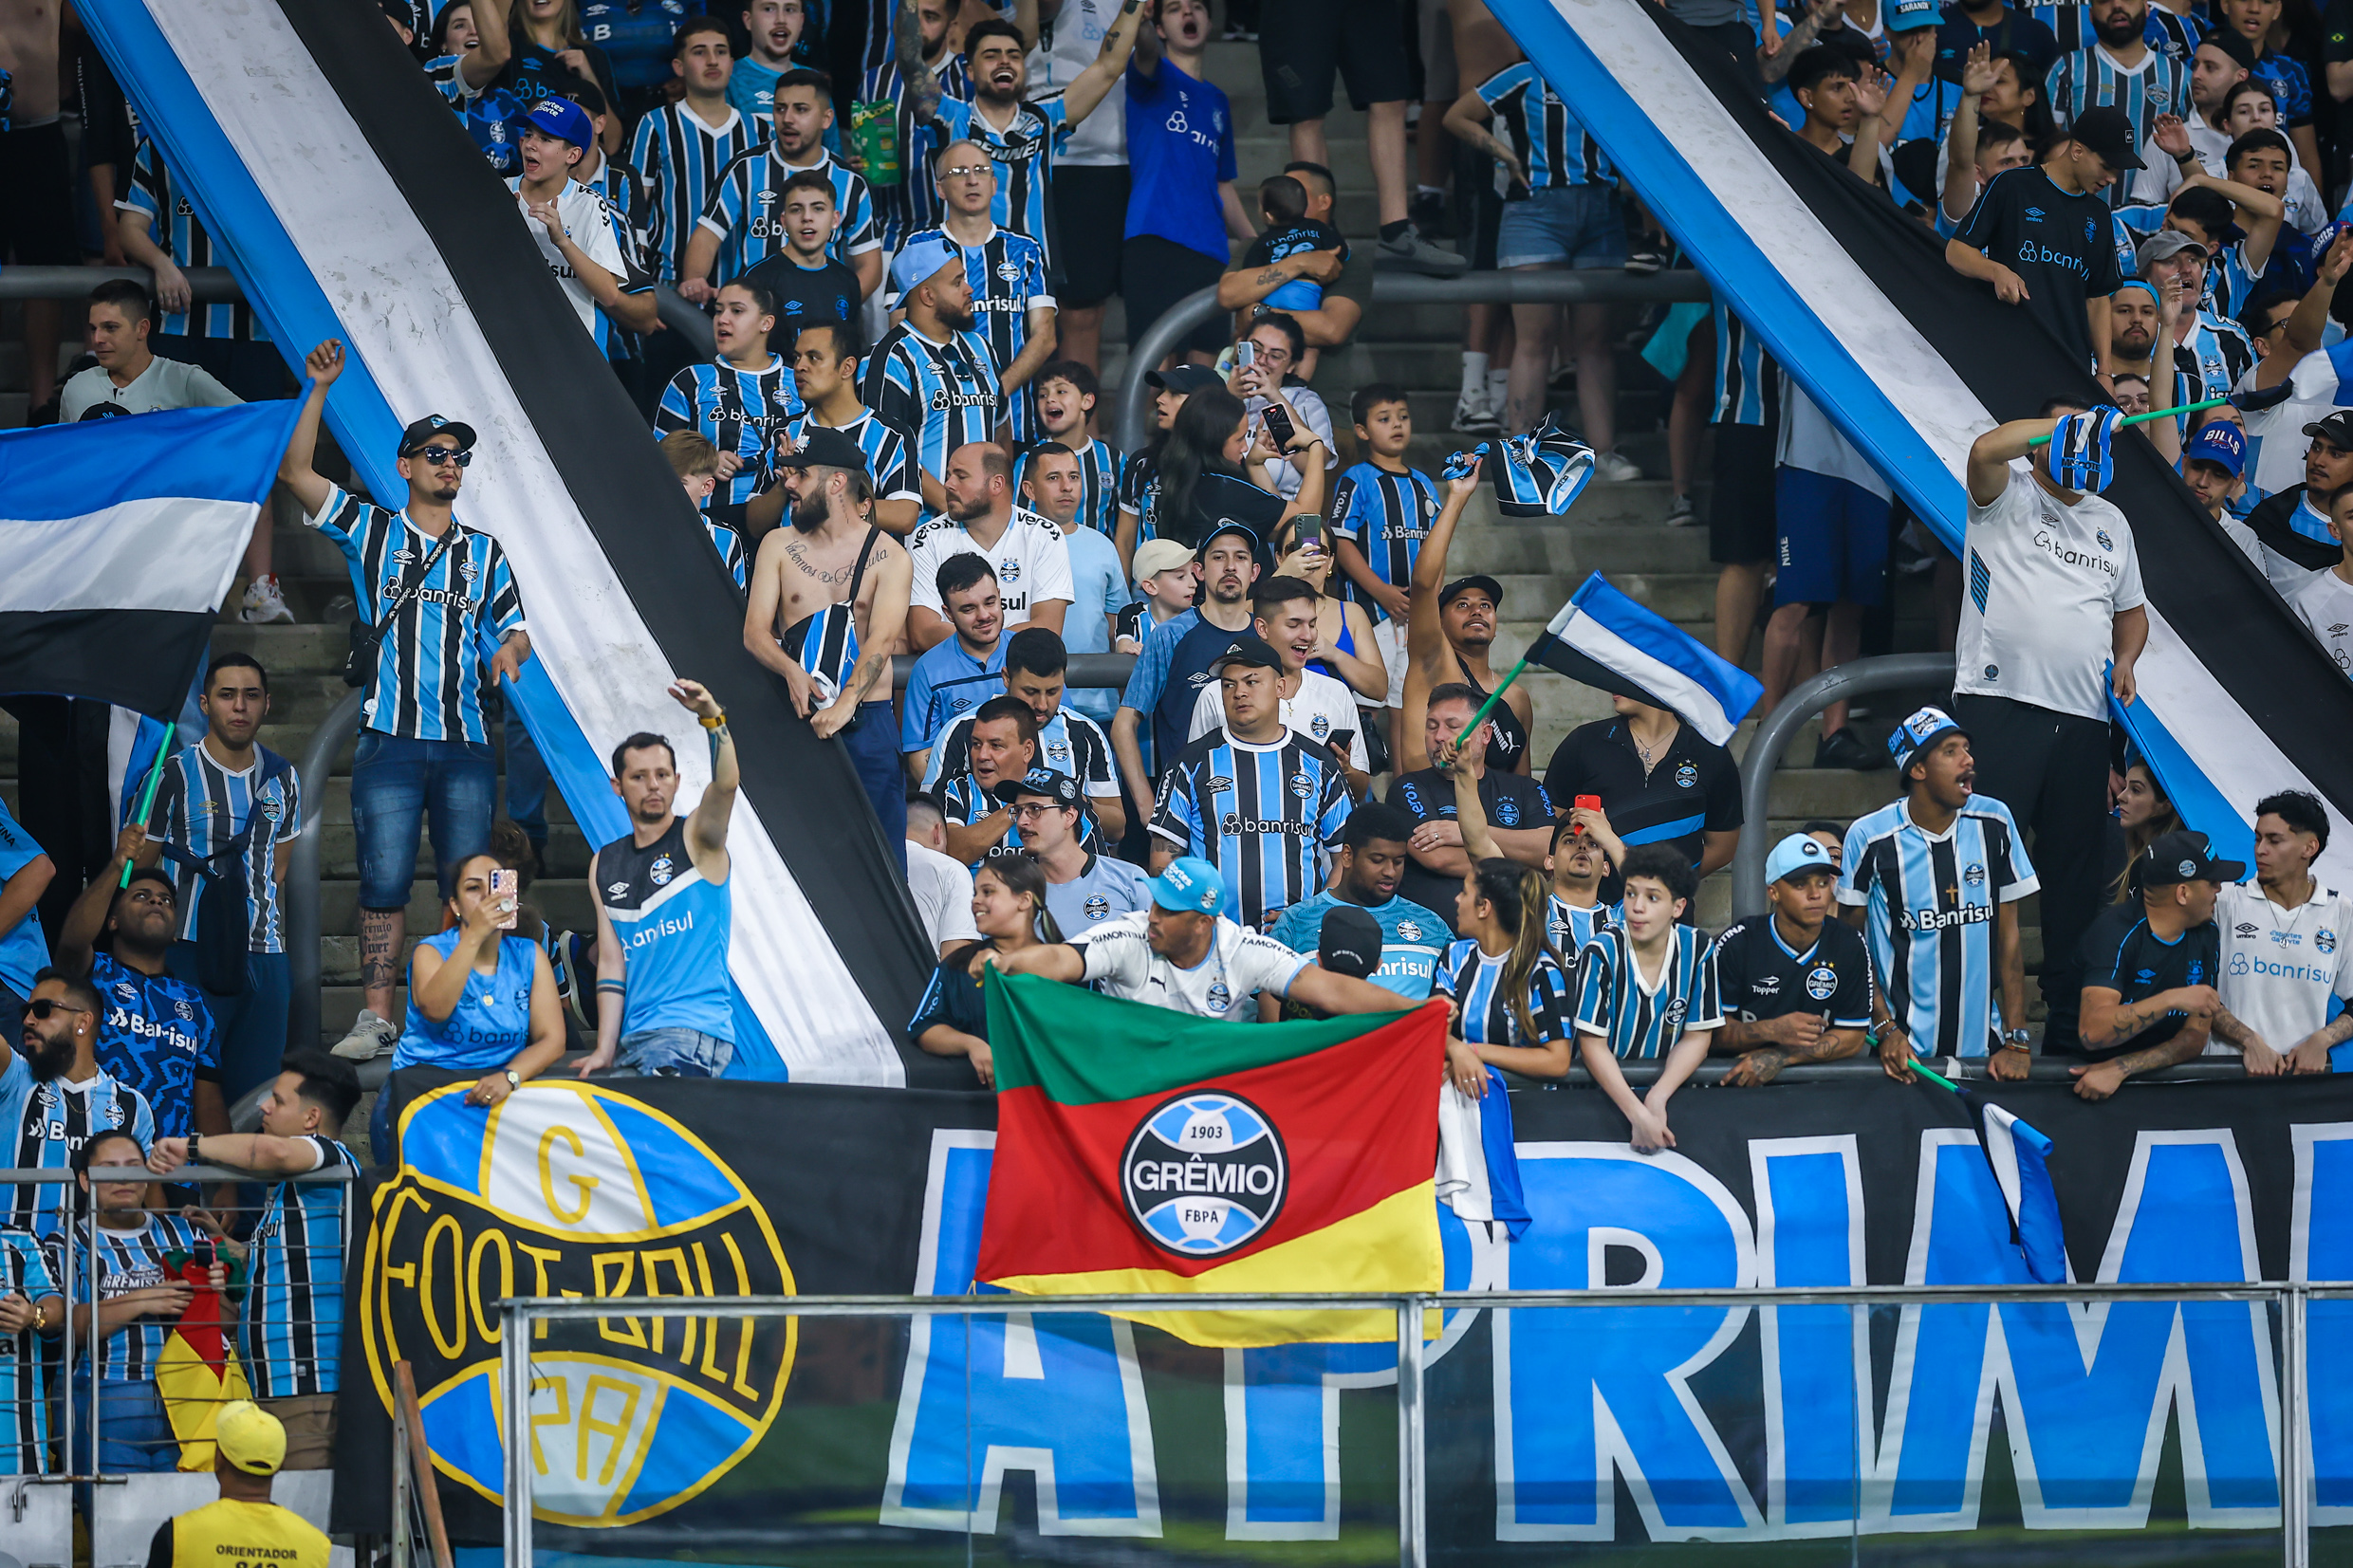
0, 400, 304, 718
1526, 573, 1765, 746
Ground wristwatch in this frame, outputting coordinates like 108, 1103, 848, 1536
2002, 1028, 2032, 1049
187, 1134, 202, 1167
504, 1069, 522, 1091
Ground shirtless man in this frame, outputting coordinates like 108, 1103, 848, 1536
743, 424, 915, 854
1, 0, 70, 411
1396, 458, 1528, 775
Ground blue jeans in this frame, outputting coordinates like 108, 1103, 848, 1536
842, 701, 906, 872
1496, 184, 1629, 270
165, 944, 290, 1106
617, 1028, 732, 1078
349, 733, 497, 909
71, 1378, 178, 1475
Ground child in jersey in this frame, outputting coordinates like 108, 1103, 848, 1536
1239, 175, 1347, 315
1331, 384, 1440, 720
661, 429, 740, 589
1570, 844, 1723, 1153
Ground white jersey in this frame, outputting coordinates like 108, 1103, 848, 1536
508, 175, 630, 334
907, 839, 981, 951
2216, 878, 2353, 1054
908, 507, 1076, 625
2214, 510, 2311, 593
1188, 667, 1371, 770
2284, 564, 2353, 675
59, 356, 239, 422
1070, 910, 1308, 1020
2241, 354, 2349, 507
1028, 0, 1124, 164
1955, 464, 2146, 722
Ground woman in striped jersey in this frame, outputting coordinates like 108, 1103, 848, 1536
68, 1131, 215, 1474
1570, 844, 1723, 1153
1436, 745, 1577, 1091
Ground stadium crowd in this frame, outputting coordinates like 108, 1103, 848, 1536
7, 0, 2353, 1496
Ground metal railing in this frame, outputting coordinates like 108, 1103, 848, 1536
498, 1281, 2340, 1568
1114, 271, 1713, 455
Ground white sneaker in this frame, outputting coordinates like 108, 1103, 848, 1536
1452, 393, 1502, 435
1592, 450, 1643, 483
331, 1011, 398, 1061
239, 576, 295, 624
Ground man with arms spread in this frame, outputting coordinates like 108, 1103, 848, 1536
2215, 790, 2353, 1073
1267, 801, 1449, 998
1709, 835, 1873, 1085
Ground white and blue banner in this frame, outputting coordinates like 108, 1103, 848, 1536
0, 401, 298, 718
1528, 573, 1765, 746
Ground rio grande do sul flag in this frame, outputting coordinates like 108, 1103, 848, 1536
975, 970, 1444, 1347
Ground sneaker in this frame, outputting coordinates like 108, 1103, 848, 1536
1814, 727, 1888, 771
331, 1011, 399, 1061
238, 575, 295, 625
1662, 493, 1698, 527
1452, 393, 1503, 435
1592, 449, 1643, 483
1624, 243, 1669, 275
1409, 189, 1448, 239
1375, 225, 1470, 277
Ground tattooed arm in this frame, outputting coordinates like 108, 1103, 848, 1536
2070, 983, 2215, 1099
1441, 89, 1529, 194
2285, 1010, 2353, 1075
897, 0, 944, 126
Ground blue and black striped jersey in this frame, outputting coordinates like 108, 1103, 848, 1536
1331, 462, 1438, 620
862, 322, 1005, 480
1571, 924, 1723, 1061
88, 952, 218, 1145
706, 518, 747, 591
1015, 436, 1125, 536
860, 52, 973, 249
306, 488, 528, 745
699, 144, 880, 281
1546, 894, 1619, 955
0, 1055, 155, 1239
1712, 303, 1782, 429
119, 141, 269, 341
1149, 728, 1355, 932
939, 768, 1101, 853
0, 1229, 55, 1474
656, 354, 803, 526
2030, 1, 2203, 61
82, 1211, 200, 1385
1840, 796, 2038, 1058
929, 92, 1076, 266
1435, 939, 1578, 1048
783, 408, 926, 505
242, 1137, 355, 1398
2044, 46, 2191, 207
896, 225, 1052, 442
631, 101, 769, 283
1473, 61, 1613, 192
149, 745, 300, 956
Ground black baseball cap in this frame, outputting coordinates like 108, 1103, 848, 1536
1318, 905, 1382, 980
1440, 574, 1505, 609
2201, 28, 2255, 69
1208, 634, 1284, 674
2069, 105, 2146, 172
1196, 521, 1260, 560
2135, 829, 2246, 889
2304, 411, 2353, 449
1146, 365, 1222, 396
772, 425, 871, 472
991, 767, 1084, 810
397, 414, 476, 459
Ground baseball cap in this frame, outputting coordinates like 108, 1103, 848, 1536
1886, 0, 1938, 31
2134, 828, 2246, 889
1148, 856, 1224, 915
2183, 420, 2247, 478
1440, 574, 1504, 609
397, 413, 476, 460
2200, 27, 2256, 69
516, 95, 595, 149
1208, 634, 1283, 674
2069, 105, 2147, 171
1196, 521, 1259, 559
890, 234, 959, 297
1146, 364, 1222, 396
1132, 538, 1194, 581
991, 767, 1083, 810
771, 424, 870, 473
2303, 410, 2353, 449
1887, 704, 1968, 776
1766, 833, 1839, 885
214, 1400, 287, 1476
1317, 905, 1382, 980
2135, 230, 2207, 273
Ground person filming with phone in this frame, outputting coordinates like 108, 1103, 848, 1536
1223, 314, 1334, 502
1153, 385, 1330, 553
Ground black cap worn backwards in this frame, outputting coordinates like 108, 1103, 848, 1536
1317, 904, 1382, 980
770, 424, 872, 473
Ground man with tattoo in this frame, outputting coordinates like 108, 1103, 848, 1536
2066, 832, 2251, 1098
2217, 790, 2353, 1074
745, 425, 915, 857
1709, 836, 1874, 1086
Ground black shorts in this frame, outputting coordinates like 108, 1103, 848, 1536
0, 122, 79, 267
1053, 165, 1129, 308
1260, 0, 1414, 122
1122, 234, 1230, 356
1708, 421, 1778, 565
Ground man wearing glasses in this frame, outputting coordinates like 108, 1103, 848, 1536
2, 968, 156, 1238
278, 341, 535, 1061
896, 140, 1057, 444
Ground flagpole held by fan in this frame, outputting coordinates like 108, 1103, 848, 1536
119, 721, 176, 888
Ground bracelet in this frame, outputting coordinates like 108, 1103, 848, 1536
699, 710, 728, 730
187, 1134, 201, 1167
596, 978, 627, 993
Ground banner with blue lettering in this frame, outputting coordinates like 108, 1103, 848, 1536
342, 1069, 2353, 1551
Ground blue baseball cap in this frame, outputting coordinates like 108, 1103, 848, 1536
1148, 856, 1224, 916
2183, 421, 2247, 478
515, 96, 595, 150
1766, 833, 1838, 885
1887, 0, 1938, 31
890, 235, 960, 297
1888, 705, 1968, 776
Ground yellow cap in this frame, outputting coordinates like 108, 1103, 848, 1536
214, 1400, 287, 1475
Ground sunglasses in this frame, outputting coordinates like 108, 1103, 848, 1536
411, 445, 473, 467
27, 999, 89, 1021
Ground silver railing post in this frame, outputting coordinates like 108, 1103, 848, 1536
287, 688, 366, 1054
1396, 1296, 1427, 1568
392, 1374, 414, 1568
2283, 1284, 2309, 1568
502, 1300, 535, 1568
1732, 653, 1958, 913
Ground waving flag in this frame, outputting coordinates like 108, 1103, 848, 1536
976, 971, 1444, 1347
0, 400, 303, 719
155, 1251, 252, 1469
1526, 573, 1765, 745
1445, 415, 1596, 517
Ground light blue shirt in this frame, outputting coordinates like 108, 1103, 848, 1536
1268, 892, 1451, 999
1059, 522, 1128, 726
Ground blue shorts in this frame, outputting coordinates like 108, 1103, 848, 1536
617, 1027, 733, 1078
1772, 468, 1892, 608
1496, 185, 1628, 271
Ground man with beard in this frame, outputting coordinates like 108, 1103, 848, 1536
745, 425, 914, 852
1397, 458, 1528, 774
1114, 523, 1261, 811
2103, 277, 2183, 422
866, 240, 1007, 485
2135, 231, 2253, 410
4, 968, 157, 1237
899, 139, 1056, 443
2046, 0, 2189, 206
2244, 414, 2353, 581
905, 441, 1073, 648
280, 341, 532, 1061
765, 320, 926, 534
577, 682, 740, 1079
690, 66, 884, 304
1266, 802, 1448, 998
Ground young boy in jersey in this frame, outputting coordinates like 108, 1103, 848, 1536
655, 277, 796, 566
2219, 789, 2353, 1072
1333, 383, 1436, 628
1570, 845, 1721, 1153
509, 97, 637, 344
738, 170, 862, 338
1709, 835, 1874, 1086
1117, 538, 1198, 653
70, 1129, 213, 1474
1025, 360, 1127, 538
661, 429, 736, 583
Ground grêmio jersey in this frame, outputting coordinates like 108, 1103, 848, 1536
596, 818, 733, 1042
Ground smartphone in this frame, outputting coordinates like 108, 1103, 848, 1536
1262, 402, 1296, 450
491, 868, 519, 930
1235, 339, 1257, 370
1293, 510, 1323, 551
1572, 795, 1602, 835
195, 1239, 215, 1271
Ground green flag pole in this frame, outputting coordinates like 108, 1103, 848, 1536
2024, 397, 2226, 447
1459, 655, 1530, 740
118, 722, 175, 889
1911, 1059, 1966, 1095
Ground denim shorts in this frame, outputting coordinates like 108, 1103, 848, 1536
348, 732, 497, 909
617, 1027, 733, 1078
1496, 184, 1629, 270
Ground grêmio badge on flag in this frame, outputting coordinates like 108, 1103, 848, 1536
974, 971, 1446, 1347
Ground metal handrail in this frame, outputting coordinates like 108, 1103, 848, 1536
1114, 270, 1714, 455
890, 650, 1132, 693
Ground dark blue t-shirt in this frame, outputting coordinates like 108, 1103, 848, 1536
1125, 58, 1238, 262
1155, 616, 1256, 768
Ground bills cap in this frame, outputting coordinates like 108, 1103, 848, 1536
1148, 856, 1224, 915
214, 1400, 287, 1476
2135, 829, 2246, 889
517, 95, 595, 149
1317, 904, 1382, 979
1766, 833, 1839, 885
1888, 704, 1968, 776
2183, 420, 2247, 478
397, 413, 477, 459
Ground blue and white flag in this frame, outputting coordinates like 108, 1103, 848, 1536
1436, 1068, 1530, 1240
1525, 573, 1766, 746
0, 400, 302, 719
1979, 1100, 2067, 1284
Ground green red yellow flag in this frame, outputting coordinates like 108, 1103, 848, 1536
974, 970, 1445, 1347
156, 1253, 251, 1470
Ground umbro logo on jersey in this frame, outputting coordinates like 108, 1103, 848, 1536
607, 881, 631, 896
2025, 206, 2046, 221
2236, 922, 2260, 937
1207, 776, 1233, 791
393, 549, 417, 563
113, 981, 139, 1002
2136, 968, 2159, 985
